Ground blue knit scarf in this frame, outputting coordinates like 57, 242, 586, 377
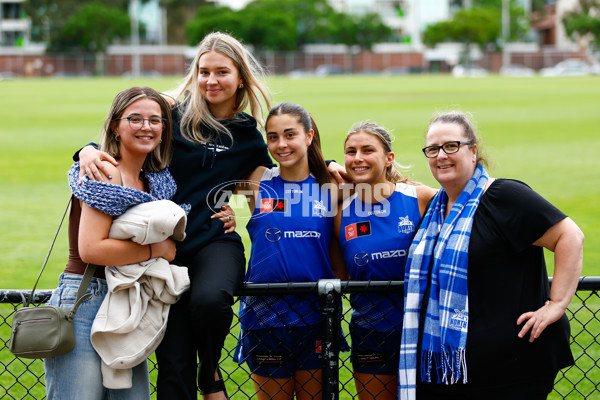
399, 165, 488, 400
68, 162, 190, 215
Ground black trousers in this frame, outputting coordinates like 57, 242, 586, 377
417, 382, 552, 400
155, 240, 246, 399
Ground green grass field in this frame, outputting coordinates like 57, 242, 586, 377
1, 74, 598, 288
1, 75, 599, 399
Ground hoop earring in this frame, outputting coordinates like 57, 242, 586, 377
115, 135, 120, 142
239, 83, 244, 89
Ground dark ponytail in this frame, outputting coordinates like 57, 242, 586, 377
306, 115, 330, 186
266, 102, 330, 186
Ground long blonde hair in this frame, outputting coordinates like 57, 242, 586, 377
170, 31, 271, 144
345, 121, 414, 184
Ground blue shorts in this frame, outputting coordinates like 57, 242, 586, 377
350, 326, 401, 375
239, 325, 323, 378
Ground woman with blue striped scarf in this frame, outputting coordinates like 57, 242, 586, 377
399, 111, 584, 400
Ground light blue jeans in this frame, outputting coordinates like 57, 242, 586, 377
43, 273, 150, 400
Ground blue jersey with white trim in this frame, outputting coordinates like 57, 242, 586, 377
239, 167, 334, 330
338, 183, 421, 332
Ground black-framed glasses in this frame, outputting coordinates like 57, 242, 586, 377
422, 141, 472, 158
117, 116, 166, 132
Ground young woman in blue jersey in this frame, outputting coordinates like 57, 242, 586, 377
334, 122, 436, 400
234, 102, 340, 400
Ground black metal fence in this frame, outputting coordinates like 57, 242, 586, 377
1, 278, 599, 399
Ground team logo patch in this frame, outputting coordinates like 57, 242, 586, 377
312, 200, 327, 217
345, 221, 371, 241
398, 215, 414, 234
449, 309, 468, 330
261, 198, 286, 213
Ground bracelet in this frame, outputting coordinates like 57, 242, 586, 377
147, 244, 153, 261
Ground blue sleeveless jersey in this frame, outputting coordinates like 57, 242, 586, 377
338, 183, 421, 332
239, 167, 335, 331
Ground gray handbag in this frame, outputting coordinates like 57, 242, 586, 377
9, 197, 95, 359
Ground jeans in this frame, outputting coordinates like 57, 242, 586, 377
44, 273, 150, 400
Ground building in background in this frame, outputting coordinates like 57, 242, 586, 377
0, 0, 30, 47
550, 0, 579, 49
0, 0, 587, 77
131, 0, 167, 45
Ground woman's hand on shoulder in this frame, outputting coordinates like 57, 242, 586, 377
328, 161, 352, 184
79, 146, 119, 183
160, 92, 177, 107
101, 162, 121, 185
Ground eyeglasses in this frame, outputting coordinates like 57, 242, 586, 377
422, 141, 472, 158
117, 116, 166, 132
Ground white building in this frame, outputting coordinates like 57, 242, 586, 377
0, 0, 30, 47
129, 0, 167, 45
554, 0, 584, 50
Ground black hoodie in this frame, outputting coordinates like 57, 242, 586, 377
169, 106, 273, 258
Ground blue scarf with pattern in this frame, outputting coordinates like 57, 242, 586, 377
68, 163, 190, 216
399, 165, 488, 400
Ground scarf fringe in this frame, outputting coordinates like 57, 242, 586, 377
421, 346, 468, 385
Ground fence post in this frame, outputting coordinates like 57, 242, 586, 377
318, 279, 341, 400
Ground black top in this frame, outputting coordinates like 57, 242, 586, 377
168, 107, 273, 259
421, 179, 573, 393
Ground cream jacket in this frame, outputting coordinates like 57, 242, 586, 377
90, 200, 190, 389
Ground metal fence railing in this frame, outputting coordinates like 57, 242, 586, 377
1, 277, 599, 399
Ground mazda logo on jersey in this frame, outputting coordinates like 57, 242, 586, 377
354, 251, 370, 266
345, 221, 371, 241
265, 228, 282, 242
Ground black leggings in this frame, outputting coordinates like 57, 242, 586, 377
155, 240, 246, 399
417, 382, 552, 400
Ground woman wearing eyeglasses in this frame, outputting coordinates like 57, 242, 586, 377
399, 111, 584, 400
44, 87, 179, 399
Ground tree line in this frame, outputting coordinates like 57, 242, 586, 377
23, 0, 598, 56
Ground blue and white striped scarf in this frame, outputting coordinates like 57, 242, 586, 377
399, 165, 488, 400
68, 162, 190, 215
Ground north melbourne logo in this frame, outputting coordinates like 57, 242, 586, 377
312, 200, 327, 217
398, 215, 414, 234
449, 309, 468, 330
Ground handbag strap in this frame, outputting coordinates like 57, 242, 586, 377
67, 263, 96, 317
24, 196, 96, 308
